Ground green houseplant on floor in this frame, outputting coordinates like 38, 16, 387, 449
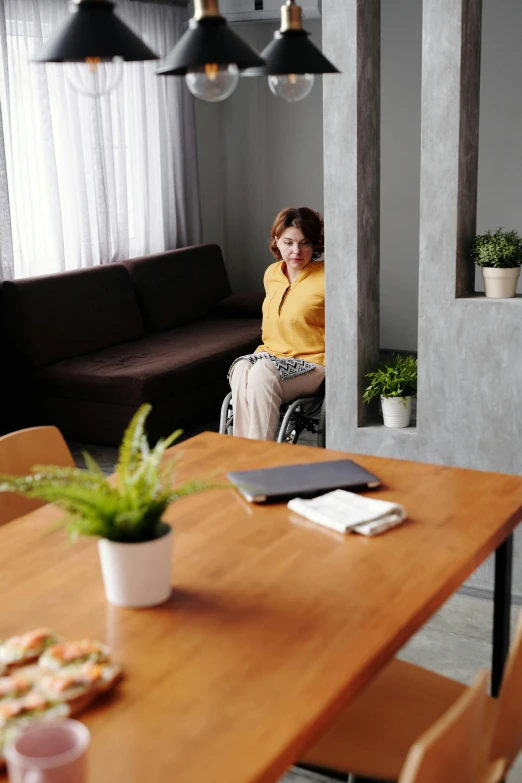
471, 228, 522, 298
0, 405, 220, 608
362, 354, 418, 428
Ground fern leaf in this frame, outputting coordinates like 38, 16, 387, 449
163, 428, 183, 450
159, 453, 180, 487
116, 404, 152, 482
169, 477, 227, 501
63, 514, 113, 541
81, 451, 105, 476
29, 466, 109, 490
0, 475, 120, 521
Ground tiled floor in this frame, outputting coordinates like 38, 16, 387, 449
68, 418, 224, 475
69, 424, 521, 783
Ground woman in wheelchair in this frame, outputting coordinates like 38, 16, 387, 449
228, 206, 325, 440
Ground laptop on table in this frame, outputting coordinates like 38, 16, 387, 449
227, 459, 381, 503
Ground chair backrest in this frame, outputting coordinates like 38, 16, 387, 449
398, 669, 493, 783
0, 426, 75, 526
488, 605, 522, 771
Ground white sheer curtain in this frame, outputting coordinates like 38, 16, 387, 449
0, 0, 201, 279
0, 9, 14, 282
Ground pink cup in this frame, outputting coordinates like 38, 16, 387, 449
5, 719, 90, 783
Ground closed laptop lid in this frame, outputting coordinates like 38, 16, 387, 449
227, 459, 381, 503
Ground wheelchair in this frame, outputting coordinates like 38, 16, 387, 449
219, 383, 326, 447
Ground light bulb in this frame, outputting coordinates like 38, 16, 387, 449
268, 73, 314, 102
64, 57, 124, 98
185, 63, 239, 102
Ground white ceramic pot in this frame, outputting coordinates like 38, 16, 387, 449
97, 524, 173, 608
381, 396, 412, 428
481, 267, 520, 298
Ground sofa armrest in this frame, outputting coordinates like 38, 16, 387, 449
212, 292, 264, 318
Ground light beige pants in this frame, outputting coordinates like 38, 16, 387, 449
229, 358, 325, 441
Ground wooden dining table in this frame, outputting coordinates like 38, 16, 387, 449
1, 431, 522, 783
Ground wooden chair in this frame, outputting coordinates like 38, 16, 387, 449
0, 426, 75, 526
488, 601, 522, 774
301, 607, 522, 781
397, 669, 504, 783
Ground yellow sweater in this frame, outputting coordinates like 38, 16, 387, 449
256, 260, 325, 366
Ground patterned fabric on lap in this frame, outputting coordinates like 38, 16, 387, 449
228, 352, 316, 382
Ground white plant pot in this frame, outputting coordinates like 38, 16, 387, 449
381, 396, 412, 428
97, 525, 173, 608
481, 267, 520, 298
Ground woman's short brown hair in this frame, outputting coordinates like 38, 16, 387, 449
269, 207, 324, 260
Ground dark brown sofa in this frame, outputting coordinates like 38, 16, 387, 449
2, 244, 262, 445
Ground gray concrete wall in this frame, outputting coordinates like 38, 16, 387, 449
194, 21, 324, 293
475, 0, 522, 293
380, 0, 422, 351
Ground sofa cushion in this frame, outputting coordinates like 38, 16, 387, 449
122, 245, 232, 332
211, 292, 264, 318
2, 264, 144, 370
35, 318, 261, 406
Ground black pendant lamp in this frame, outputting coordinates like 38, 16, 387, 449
245, 0, 340, 103
32, 0, 158, 97
157, 0, 265, 103
32, 0, 158, 62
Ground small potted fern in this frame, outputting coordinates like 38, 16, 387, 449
363, 354, 417, 428
0, 405, 218, 608
471, 228, 522, 298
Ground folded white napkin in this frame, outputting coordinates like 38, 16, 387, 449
287, 489, 407, 536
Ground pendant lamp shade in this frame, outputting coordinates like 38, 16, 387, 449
32, 1, 158, 63
245, 29, 339, 76
156, 16, 265, 76
243, 1, 339, 77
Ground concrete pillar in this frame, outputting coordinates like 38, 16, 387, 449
323, 0, 380, 446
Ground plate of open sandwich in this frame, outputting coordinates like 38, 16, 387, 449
0, 630, 122, 769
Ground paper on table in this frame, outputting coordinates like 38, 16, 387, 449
287, 489, 407, 536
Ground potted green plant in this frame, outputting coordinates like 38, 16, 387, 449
362, 354, 417, 428
471, 228, 522, 298
0, 405, 219, 608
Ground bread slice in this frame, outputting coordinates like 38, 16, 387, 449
39, 640, 111, 672
0, 693, 70, 729
0, 675, 33, 701
36, 662, 123, 712
0, 629, 61, 669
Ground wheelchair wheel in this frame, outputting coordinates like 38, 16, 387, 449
219, 392, 234, 435
317, 400, 326, 448
279, 404, 303, 444
282, 426, 301, 444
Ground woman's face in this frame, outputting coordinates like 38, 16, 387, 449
275, 226, 314, 275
